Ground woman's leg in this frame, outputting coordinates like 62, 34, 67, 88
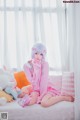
41, 94, 74, 107
28, 92, 39, 105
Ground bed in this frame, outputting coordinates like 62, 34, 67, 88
0, 101, 74, 120
0, 71, 75, 120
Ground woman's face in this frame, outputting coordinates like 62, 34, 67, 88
34, 52, 43, 60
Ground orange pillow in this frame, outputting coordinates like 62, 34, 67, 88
14, 71, 31, 89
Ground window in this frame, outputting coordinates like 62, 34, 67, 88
0, 0, 65, 70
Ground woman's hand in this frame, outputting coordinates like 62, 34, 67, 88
31, 59, 42, 91
32, 59, 41, 75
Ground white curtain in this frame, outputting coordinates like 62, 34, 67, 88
0, 0, 65, 71
72, 4, 80, 120
59, 2, 80, 120
0, 0, 80, 119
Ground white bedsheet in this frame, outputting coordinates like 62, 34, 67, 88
0, 101, 74, 120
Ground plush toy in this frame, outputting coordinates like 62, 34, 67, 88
0, 70, 21, 100
0, 90, 13, 104
5, 86, 22, 100
0, 97, 7, 106
0, 69, 16, 89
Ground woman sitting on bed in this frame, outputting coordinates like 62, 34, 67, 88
18, 43, 74, 107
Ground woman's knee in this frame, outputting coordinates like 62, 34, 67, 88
29, 100, 36, 105
28, 92, 38, 105
41, 100, 49, 107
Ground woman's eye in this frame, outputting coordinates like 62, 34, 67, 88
40, 53, 43, 56
35, 53, 38, 55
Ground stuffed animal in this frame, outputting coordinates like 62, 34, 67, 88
0, 70, 21, 100
0, 97, 7, 106
0, 69, 16, 90
0, 90, 13, 105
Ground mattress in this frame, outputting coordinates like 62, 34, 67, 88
0, 101, 74, 120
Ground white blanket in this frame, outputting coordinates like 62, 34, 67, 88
0, 101, 74, 120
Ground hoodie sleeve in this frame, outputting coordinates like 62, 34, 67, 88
39, 61, 49, 99
23, 62, 33, 83
23, 61, 40, 92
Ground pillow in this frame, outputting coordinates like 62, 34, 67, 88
14, 71, 31, 89
61, 72, 75, 98
49, 75, 62, 91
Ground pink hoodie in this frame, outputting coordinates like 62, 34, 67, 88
23, 59, 60, 103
